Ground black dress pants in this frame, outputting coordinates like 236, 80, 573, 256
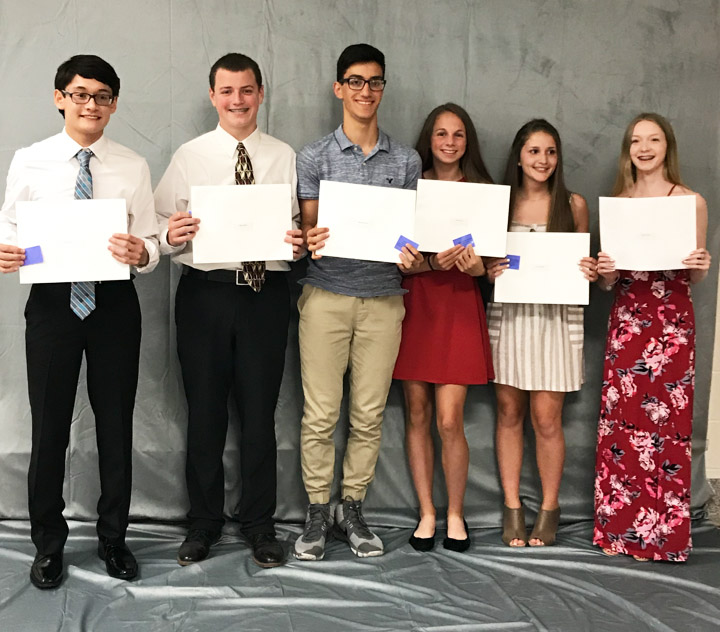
25, 281, 141, 556
175, 270, 290, 535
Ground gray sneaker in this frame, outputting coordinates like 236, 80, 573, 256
334, 497, 384, 558
293, 503, 332, 561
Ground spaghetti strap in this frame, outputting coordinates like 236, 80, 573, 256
667, 184, 677, 196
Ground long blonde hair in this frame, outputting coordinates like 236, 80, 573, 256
612, 113, 685, 196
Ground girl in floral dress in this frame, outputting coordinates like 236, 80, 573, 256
594, 113, 711, 562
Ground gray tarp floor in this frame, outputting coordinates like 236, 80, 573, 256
0, 520, 718, 631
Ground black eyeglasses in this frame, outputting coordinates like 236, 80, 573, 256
338, 76, 386, 91
61, 90, 115, 106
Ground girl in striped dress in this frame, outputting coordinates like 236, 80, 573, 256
486, 119, 598, 547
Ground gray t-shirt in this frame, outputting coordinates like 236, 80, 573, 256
297, 125, 421, 297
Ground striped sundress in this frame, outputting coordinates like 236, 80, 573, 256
486, 222, 585, 392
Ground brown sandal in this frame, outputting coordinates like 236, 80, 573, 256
602, 547, 618, 557
529, 507, 560, 546
502, 505, 527, 547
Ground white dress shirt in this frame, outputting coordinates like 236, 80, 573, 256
0, 129, 160, 273
154, 125, 299, 272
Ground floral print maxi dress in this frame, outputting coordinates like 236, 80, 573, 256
593, 270, 694, 561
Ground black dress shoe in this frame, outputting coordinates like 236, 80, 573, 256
409, 520, 435, 552
246, 532, 284, 568
443, 519, 471, 553
177, 529, 221, 566
30, 552, 64, 589
98, 540, 138, 580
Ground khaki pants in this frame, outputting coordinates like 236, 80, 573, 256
298, 285, 405, 504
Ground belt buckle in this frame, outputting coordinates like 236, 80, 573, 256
235, 269, 248, 286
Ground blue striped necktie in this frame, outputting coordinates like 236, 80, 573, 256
70, 148, 96, 319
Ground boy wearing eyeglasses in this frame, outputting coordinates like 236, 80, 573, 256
293, 43, 422, 561
0, 55, 159, 589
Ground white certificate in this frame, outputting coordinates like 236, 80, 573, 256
191, 184, 293, 264
16, 199, 129, 284
317, 180, 416, 263
414, 179, 510, 255
599, 195, 695, 271
494, 232, 590, 305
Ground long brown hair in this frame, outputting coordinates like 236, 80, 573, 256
612, 112, 685, 196
503, 119, 574, 232
415, 103, 493, 184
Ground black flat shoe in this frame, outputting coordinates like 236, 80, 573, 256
443, 519, 470, 553
246, 532, 285, 568
177, 529, 221, 566
409, 520, 435, 552
98, 539, 138, 580
30, 552, 64, 589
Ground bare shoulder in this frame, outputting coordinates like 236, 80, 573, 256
694, 191, 707, 213
570, 192, 589, 232
570, 192, 588, 211
671, 184, 701, 199
674, 187, 708, 213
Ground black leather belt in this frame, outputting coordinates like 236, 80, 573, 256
182, 265, 282, 286
97, 274, 135, 284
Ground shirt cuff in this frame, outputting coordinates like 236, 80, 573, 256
158, 226, 187, 256
135, 237, 159, 274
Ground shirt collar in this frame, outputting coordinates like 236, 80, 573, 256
214, 124, 261, 159
59, 129, 109, 163
333, 124, 390, 154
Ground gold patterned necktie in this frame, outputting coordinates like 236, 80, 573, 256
235, 142, 265, 292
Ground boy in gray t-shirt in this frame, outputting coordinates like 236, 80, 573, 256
293, 43, 422, 562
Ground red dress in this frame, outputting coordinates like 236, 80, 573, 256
593, 270, 694, 561
393, 266, 494, 385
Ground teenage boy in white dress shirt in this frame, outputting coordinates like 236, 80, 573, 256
0, 54, 159, 589
154, 52, 303, 568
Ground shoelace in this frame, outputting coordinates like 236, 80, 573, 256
303, 504, 330, 541
344, 500, 374, 539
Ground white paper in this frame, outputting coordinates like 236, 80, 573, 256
494, 232, 590, 305
191, 184, 293, 263
16, 199, 129, 284
414, 179, 510, 255
599, 195, 695, 271
317, 180, 416, 263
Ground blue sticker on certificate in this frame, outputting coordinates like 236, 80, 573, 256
394, 235, 419, 251
506, 254, 520, 270
453, 233, 475, 248
23, 245, 44, 266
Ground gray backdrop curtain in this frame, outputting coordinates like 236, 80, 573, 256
0, 0, 718, 530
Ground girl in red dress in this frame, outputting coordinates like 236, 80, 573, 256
394, 103, 493, 552
595, 113, 711, 562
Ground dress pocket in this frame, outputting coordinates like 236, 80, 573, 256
486, 302, 503, 347
567, 305, 584, 350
